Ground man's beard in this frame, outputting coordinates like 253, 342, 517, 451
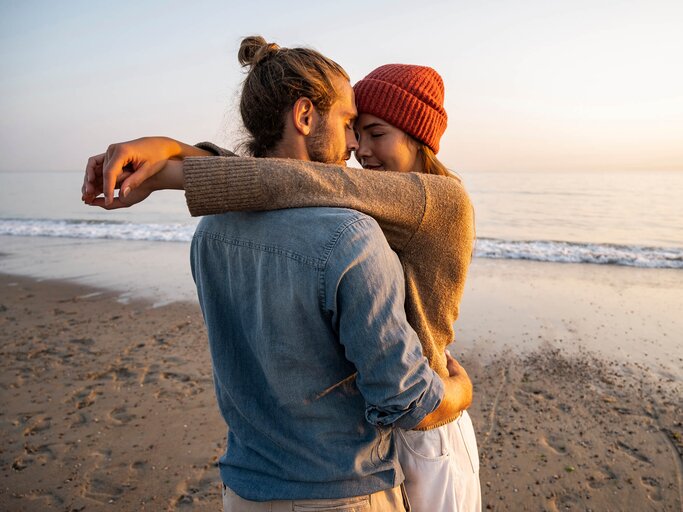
307, 117, 348, 165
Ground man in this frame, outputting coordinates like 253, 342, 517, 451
84, 36, 472, 510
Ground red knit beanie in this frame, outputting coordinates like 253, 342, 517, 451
353, 64, 447, 153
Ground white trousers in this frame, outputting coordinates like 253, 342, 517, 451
396, 410, 481, 512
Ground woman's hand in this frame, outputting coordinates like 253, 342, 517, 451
84, 160, 185, 210
81, 136, 211, 207
445, 350, 465, 377
414, 350, 473, 429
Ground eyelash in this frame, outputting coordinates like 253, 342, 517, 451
371, 133, 384, 138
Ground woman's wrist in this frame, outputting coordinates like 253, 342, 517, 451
147, 159, 185, 191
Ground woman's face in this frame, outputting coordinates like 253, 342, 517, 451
354, 113, 422, 173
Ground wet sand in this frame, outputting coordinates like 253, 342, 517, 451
1, 249, 682, 510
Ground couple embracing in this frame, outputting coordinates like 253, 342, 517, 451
83, 36, 480, 512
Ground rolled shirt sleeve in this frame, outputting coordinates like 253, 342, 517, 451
323, 215, 444, 431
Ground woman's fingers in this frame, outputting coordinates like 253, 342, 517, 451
102, 145, 131, 206
82, 153, 105, 201
119, 159, 164, 198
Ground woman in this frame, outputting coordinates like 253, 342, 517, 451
348, 63, 481, 512
83, 51, 480, 512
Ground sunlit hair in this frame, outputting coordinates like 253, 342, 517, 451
237, 36, 349, 157
403, 135, 456, 178
417, 144, 452, 177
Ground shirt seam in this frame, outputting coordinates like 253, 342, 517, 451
194, 229, 324, 269
317, 214, 378, 312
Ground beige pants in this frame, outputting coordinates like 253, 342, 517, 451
222, 484, 410, 512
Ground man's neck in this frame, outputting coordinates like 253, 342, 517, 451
266, 143, 310, 161
265, 124, 311, 161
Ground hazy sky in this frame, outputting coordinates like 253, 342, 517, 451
1, 0, 682, 172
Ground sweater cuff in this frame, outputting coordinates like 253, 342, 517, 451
194, 141, 235, 157
183, 156, 264, 217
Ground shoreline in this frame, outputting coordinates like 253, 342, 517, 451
1, 272, 681, 510
0, 235, 197, 306
2, 235, 681, 379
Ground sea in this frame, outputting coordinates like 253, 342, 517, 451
0, 169, 682, 270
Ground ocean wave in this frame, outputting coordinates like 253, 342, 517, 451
1, 219, 682, 269
474, 238, 683, 269
0, 218, 196, 243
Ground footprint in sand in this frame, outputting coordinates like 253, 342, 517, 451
539, 434, 569, 455
22, 415, 51, 437
81, 449, 124, 504
106, 406, 135, 426
129, 460, 147, 473
154, 371, 202, 400
67, 411, 88, 429
104, 365, 136, 382
86, 365, 135, 383
514, 383, 557, 412
67, 386, 102, 410
526, 386, 556, 401
162, 371, 192, 383
171, 469, 221, 510
138, 363, 160, 386
640, 475, 663, 502
18, 489, 65, 509
24, 442, 56, 461
12, 443, 55, 471
11, 456, 29, 471
9, 372, 27, 389
84, 476, 125, 504
586, 466, 617, 490
69, 337, 96, 351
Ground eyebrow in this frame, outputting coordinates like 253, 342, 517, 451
358, 122, 385, 131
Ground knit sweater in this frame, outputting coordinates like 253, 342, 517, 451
184, 143, 475, 378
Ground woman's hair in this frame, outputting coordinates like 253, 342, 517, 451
417, 144, 451, 177
237, 36, 348, 157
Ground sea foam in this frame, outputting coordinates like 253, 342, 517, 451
1, 219, 682, 269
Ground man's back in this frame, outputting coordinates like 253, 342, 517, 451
191, 207, 442, 501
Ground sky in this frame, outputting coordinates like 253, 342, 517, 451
1, 0, 682, 173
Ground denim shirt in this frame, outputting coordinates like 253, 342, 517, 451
190, 207, 443, 501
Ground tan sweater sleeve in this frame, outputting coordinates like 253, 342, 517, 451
183, 153, 475, 377
184, 156, 427, 249
402, 174, 475, 377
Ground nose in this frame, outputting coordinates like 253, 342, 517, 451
346, 127, 359, 154
355, 135, 370, 161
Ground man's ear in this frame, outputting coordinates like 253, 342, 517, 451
292, 97, 315, 136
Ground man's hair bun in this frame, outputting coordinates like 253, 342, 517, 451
238, 36, 281, 68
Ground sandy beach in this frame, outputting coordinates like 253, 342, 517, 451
1, 239, 682, 511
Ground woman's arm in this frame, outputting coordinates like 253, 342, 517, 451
83, 139, 475, 377
183, 154, 432, 250
81, 137, 220, 208
182, 152, 476, 377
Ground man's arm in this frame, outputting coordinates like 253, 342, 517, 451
325, 215, 471, 430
